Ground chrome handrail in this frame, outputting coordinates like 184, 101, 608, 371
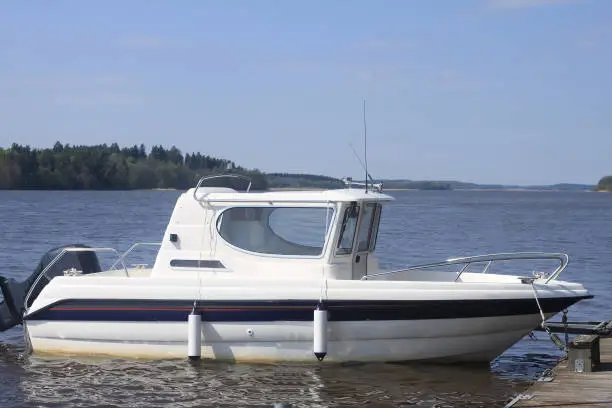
342, 177, 383, 193
361, 252, 569, 284
108, 242, 161, 271
24, 247, 124, 312
193, 174, 253, 201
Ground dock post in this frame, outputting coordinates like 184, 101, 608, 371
568, 334, 600, 373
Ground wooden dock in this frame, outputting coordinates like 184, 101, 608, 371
512, 337, 612, 407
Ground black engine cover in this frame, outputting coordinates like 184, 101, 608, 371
0, 244, 101, 331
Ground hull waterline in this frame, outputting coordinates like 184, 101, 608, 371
27, 313, 557, 363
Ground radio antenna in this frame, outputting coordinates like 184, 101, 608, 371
362, 99, 368, 193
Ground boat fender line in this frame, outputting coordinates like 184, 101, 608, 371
187, 301, 202, 361
313, 302, 328, 362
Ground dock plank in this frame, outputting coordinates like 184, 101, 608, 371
515, 337, 612, 407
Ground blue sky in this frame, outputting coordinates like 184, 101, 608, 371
0, 0, 610, 185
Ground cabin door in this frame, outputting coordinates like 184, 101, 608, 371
352, 203, 377, 280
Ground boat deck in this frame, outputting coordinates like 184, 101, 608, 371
513, 337, 612, 407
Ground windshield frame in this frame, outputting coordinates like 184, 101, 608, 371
335, 202, 360, 256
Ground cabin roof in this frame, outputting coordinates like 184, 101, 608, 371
191, 187, 395, 204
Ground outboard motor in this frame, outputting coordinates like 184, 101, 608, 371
0, 244, 101, 332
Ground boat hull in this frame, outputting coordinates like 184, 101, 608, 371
26, 313, 547, 362
22, 274, 591, 362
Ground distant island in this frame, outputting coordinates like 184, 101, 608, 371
0, 142, 598, 191
596, 176, 612, 192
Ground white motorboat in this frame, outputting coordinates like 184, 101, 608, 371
0, 175, 592, 363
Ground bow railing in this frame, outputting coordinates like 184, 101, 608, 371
361, 252, 569, 284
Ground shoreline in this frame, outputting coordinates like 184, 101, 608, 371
0, 187, 600, 193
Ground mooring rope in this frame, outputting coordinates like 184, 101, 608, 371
530, 281, 566, 352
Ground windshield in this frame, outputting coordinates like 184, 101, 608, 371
217, 206, 334, 256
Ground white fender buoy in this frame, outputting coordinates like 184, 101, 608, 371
313, 302, 328, 361
188, 303, 202, 361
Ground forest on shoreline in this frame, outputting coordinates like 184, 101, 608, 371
0, 142, 349, 191
596, 176, 612, 192
0, 142, 268, 190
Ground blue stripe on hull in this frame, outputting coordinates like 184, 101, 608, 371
25, 297, 590, 322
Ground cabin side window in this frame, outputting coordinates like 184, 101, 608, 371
369, 204, 382, 251
336, 204, 359, 255
217, 206, 334, 257
357, 202, 377, 252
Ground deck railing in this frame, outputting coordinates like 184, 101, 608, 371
24, 247, 124, 311
361, 252, 569, 284
193, 174, 252, 201
24, 243, 162, 312
108, 242, 161, 271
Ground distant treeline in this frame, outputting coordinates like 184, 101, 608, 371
596, 176, 612, 192
265, 175, 453, 190
382, 180, 452, 190
0, 142, 267, 190
266, 173, 345, 189
381, 179, 594, 191
1, 142, 599, 192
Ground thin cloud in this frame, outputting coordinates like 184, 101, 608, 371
0, 73, 144, 109
574, 26, 611, 50
117, 36, 173, 50
0, 75, 128, 93
431, 70, 505, 92
488, 0, 579, 10
355, 38, 415, 52
53, 93, 145, 108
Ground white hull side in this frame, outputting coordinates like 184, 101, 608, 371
26, 313, 546, 362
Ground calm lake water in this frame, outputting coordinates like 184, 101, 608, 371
0, 189, 610, 407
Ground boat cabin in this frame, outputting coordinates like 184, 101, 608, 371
151, 176, 394, 280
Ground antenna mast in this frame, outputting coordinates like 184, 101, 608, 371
363, 99, 368, 193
